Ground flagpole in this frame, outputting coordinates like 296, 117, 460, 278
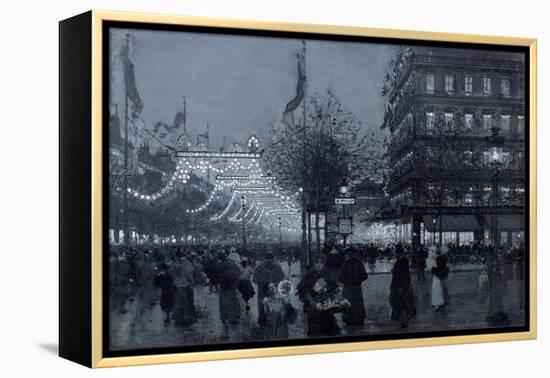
122, 34, 131, 245
301, 40, 309, 264
182, 96, 187, 134
206, 122, 210, 182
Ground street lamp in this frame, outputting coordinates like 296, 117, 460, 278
241, 194, 247, 250
339, 177, 351, 247
339, 178, 350, 195
485, 126, 508, 325
432, 216, 437, 246
278, 216, 282, 246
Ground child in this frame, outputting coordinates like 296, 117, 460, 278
259, 282, 297, 340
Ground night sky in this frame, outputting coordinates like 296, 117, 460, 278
109, 28, 395, 151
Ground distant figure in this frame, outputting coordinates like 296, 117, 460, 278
297, 253, 341, 337
366, 243, 378, 271
389, 245, 416, 328
135, 251, 156, 315
109, 252, 131, 314
431, 252, 450, 310
253, 250, 285, 322
238, 258, 255, 311
169, 252, 200, 327
218, 251, 243, 325
339, 249, 369, 325
155, 257, 176, 324
259, 282, 297, 340
416, 246, 429, 282
204, 252, 221, 294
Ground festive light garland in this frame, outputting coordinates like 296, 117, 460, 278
122, 145, 301, 226
210, 191, 237, 221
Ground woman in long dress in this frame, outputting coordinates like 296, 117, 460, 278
170, 253, 199, 327
238, 258, 255, 311
431, 254, 450, 310
389, 245, 416, 328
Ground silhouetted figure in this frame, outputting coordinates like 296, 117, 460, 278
339, 249, 369, 325
389, 245, 416, 328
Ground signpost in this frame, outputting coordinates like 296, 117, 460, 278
335, 197, 355, 205
338, 218, 353, 234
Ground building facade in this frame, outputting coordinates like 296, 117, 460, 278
383, 46, 525, 248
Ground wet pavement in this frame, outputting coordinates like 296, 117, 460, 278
109, 261, 525, 351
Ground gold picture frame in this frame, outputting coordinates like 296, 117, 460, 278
59, 9, 537, 368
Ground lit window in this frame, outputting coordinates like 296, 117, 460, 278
501, 115, 511, 132
426, 112, 435, 130
445, 75, 455, 93
501, 79, 511, 97
464, 75, 473, 94
483, 114, 492, 131
483, 77, 492, 95
426, 74, 435, 94
445, 112, 455, 130
464, 113, 474, 130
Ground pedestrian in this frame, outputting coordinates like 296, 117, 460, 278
204, 251, 221, 294
339, 248, 369, 326
170, 250, 200, 327
253, 250, 285, 322
259, 282, 297, 340
389, 244, 416, 328
218, 251, 243, 325
135, 251, 156, 317
431, 252, 450, 311
238, 258, 255, 311
323, 246, 345, 284
366, 243, 378, 271
416, 246, 429, 282
297, 253, 341, 337
155, 256, 176, 324
109, 251, 131, 314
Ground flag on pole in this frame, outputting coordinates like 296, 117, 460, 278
282, 45, 306, 126
121, 40, 144, 119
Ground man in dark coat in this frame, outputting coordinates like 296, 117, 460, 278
389, 244, 416, 328
339, 249, 369, 325
253, 250, 285, 323
324, 246, 345, 284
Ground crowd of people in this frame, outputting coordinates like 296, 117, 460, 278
109, 241, 524, 341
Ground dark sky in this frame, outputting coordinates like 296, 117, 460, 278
110, 28, 395, 150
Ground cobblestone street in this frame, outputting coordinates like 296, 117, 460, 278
110, 261, 525, 351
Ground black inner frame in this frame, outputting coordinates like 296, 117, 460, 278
102, 19, 531, 358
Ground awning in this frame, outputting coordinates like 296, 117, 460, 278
423, 215, 482, 232
484, 215, 525, 231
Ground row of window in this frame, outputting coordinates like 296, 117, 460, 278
390, 186, 524, 207
425, 73, 513, 97
425, 112, 524, 133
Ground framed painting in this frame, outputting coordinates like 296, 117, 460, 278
59, 10, 537, 368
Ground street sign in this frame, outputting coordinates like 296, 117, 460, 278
338, 218, 353, 234
335, 197, 355, 205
